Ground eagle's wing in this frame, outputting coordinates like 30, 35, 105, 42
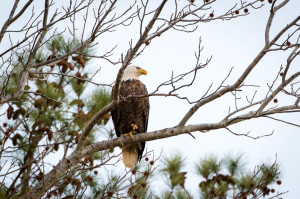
111, 86, 121, 137
142, 84, 149, 133
111, 109, 121, 137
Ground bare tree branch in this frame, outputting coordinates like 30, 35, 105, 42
0, 0, 298, 198
0, 0, 34, 42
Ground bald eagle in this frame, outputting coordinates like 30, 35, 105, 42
111, 65, 149, 168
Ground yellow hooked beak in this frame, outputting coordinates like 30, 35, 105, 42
138, 68, 147, 75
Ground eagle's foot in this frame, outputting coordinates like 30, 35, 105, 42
123, 131, 137, 139
131, 123, 138, 131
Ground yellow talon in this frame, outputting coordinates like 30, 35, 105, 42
131, 124, 138, 131
123, 131, 137, 139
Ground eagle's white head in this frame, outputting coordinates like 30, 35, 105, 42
122, 65, 147, 81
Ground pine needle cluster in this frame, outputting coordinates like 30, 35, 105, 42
0, 36, 112, 198
155, 153, 283, 199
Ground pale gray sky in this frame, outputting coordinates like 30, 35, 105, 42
1, 0, 299, 198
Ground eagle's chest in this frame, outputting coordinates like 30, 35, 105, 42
119, 81, 146, 124
120, 81, 144, 98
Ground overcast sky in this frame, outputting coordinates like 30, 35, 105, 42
91, 1, 300, 197
1, 0, 300, 198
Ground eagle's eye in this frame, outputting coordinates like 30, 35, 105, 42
136, 66, 141, 70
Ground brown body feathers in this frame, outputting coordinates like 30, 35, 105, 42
111, 79, 149, 168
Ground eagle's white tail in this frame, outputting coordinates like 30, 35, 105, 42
122, 144, 138, 168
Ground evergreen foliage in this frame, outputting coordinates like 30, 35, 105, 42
0, 36, 286, 199
149, 153, 283, 198
0, 36, 112, 198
